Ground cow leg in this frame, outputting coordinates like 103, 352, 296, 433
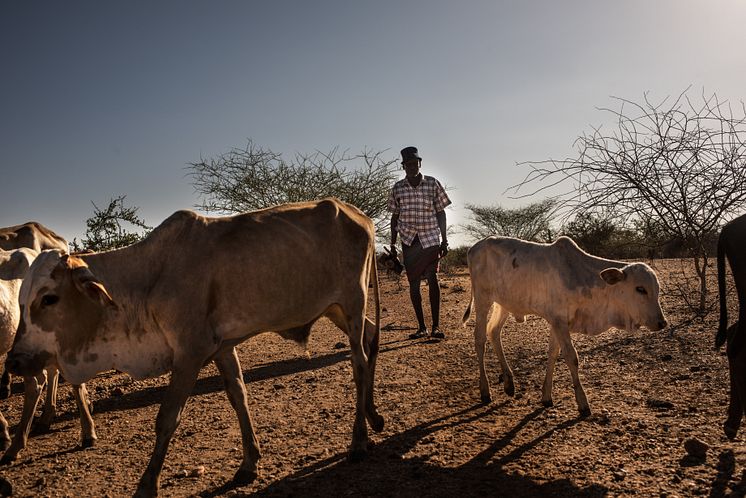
474, 300, 493, 404
73, 383, 97, 448
35, 367, 60, 433
541, 333, 560, 407
725, 321, 746, 438
725, 357, 743, 439
135, 360, 201, 498
328, 298, 372, 461
0, 371, 46, 464
214, 347, 260, 484
0, 367, 11, 400
487, 307, 513, 396
363, 317, 384, 432
329, 306, 382, 440
0, 412, 9, 451
555, 328, 590, 416
346, 321, 370, 462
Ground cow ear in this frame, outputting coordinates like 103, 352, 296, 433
600, 267, 626, 285
72, 267, 116, 308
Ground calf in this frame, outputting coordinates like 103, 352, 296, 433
463, 236, 667, 416
7, 198, 381, 497
715, 213, 746, 439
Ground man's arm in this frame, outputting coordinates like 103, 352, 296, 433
436, 210, 448, 255
436, 210, 447, 243
390, 213, 399, 251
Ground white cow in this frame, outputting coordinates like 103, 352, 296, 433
0, 248, 96, 457
6, 198, 381, 497
462, 236, 667, 416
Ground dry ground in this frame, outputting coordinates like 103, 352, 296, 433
0, 260, 744, 497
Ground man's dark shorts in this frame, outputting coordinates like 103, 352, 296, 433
402, 236, 439, 283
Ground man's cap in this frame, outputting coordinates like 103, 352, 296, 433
400, 146, 422, 164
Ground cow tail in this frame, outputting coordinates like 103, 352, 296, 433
462, 269, 474, 326
371, 249, 381, 339
716, 232, 729, 349
462, 295, 474, 326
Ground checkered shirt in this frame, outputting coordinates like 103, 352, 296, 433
387, 175, 451, 248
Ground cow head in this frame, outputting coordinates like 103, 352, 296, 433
378, 247, 404, 275
600, 262, 667, 332
6, 250, 115, 380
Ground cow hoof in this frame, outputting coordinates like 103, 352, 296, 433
368, 413, 385, 433
0, 476, 11, 496
233, 468, 258, 485
0, 453, 15, 466
504, 384, 515, 397
348, 447, 368, 463
480, 393, 492, 405
541, 399, 553, 408
81, 437, 97, 449
724, 423, 739, 440
0, 387, 9, 400
497, 373, 504, 384
578, 407, 592, 418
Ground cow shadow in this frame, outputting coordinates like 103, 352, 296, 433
709, 449, 746, 498
199, 403, 606, 498
30, 338, 421, 426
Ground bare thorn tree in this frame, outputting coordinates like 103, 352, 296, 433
513, 88, 746, 315
188, 140, 399, 237
463, 199, 557, 242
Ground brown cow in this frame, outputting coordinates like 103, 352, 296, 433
0, 222, 68, 253
6, 198, 382, 497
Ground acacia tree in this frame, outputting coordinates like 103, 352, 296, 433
188, 140, 399, 236
463, 199, 557, 242
72, 195, 151, 252
514, 89, 746, 315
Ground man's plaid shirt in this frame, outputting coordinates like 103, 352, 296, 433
388, 174, 451, 249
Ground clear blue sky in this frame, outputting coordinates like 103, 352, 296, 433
2, 0, 746, 246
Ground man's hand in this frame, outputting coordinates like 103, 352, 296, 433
390, 245, 398, 257
439, 240, 449, 257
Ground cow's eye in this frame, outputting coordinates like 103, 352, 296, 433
41, 295, 59, 307
635, 286, 648, 295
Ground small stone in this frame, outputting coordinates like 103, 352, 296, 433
684, 438, 708, 459
646, 398, 674, 410
661, 354, 673, 361
612, 469, 627, 481
189, 465, 206, 477
273, 383, 285, 390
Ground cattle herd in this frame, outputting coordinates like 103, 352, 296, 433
0, 198, 744, 497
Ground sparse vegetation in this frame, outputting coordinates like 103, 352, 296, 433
71, 195, 151, 252
188, 140, 399, 237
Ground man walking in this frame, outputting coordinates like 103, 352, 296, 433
388, 146, 451, 339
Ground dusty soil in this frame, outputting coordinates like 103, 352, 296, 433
0, 260, 743, 497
